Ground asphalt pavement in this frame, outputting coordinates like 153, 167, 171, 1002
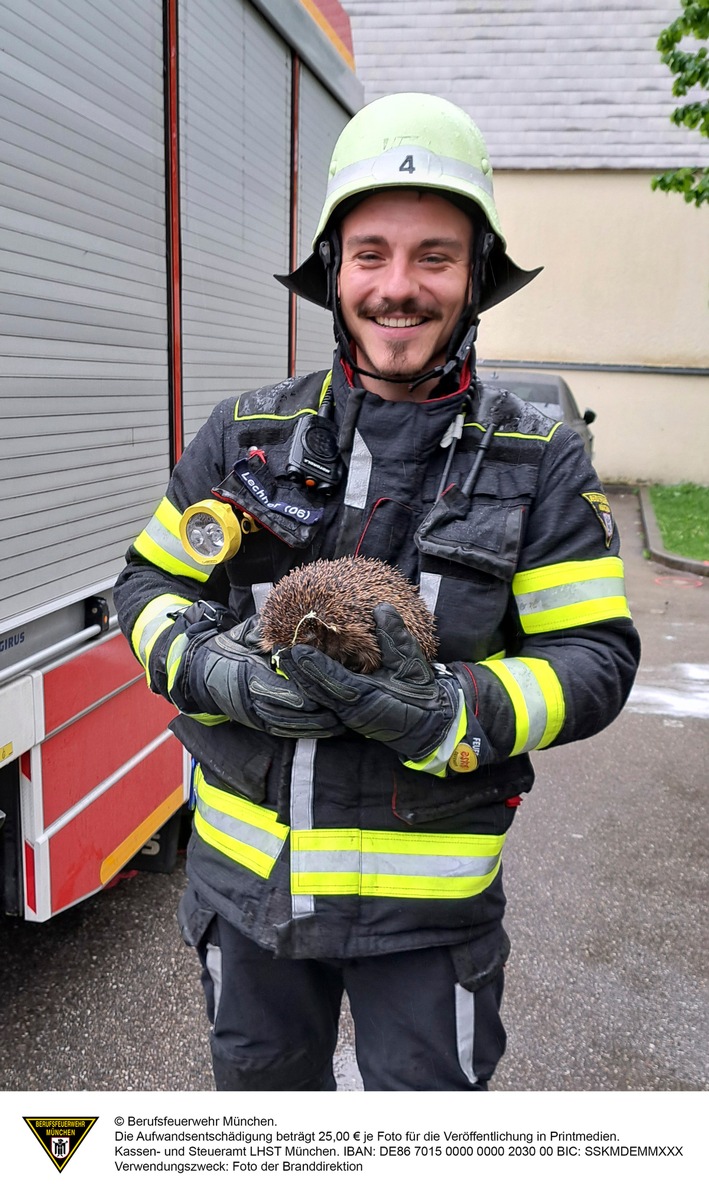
495, 488, 709, 1091
0, 490, 707, 1093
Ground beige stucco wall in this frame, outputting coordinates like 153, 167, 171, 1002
478, 171, 709, 484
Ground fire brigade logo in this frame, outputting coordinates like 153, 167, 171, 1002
581, 491, 614, 547
23, 1116, 98, 1172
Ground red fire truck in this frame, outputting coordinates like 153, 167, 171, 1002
0, 0, 361, 920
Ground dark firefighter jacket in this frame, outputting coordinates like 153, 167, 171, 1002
114, 356, 640, 962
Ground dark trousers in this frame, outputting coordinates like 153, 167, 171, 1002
196, 913, 506, 1091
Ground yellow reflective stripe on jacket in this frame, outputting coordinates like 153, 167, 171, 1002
130, 593, 191, 671
166, 631, 188, 694
403, 691, 466, 777
234, 371, 332, 421
192, 769, 505, 899
290, 829, 505, 899
164, 635, 229, 722
193, 767, 288, 878
186, 712, 230, 726
133, 496, 211, 582
463, 421, 562, 443
481, 656, 565, 754
513, 557, 630, 634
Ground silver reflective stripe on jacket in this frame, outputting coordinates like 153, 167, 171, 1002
290, 828, 506, 899
290, 739, 318, 917
192, 766, 288, 878
343, 430, 372, 510
418, 571, 442, 616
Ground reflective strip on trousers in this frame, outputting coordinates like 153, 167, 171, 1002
290, 829, 505, 899
193, 767, 288, 878
205, 943, 223, 1022
481, 655, 565, 755
455, 984, 478, 1085
513, 556, 630, 634
133, 496, 212, 582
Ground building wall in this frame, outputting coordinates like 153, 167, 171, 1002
343, 1, 709, 485
478, 170, 709, 484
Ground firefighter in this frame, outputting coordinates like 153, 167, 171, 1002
114, 93, 640, 1091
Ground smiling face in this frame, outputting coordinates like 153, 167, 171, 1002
337, 190, 474, 400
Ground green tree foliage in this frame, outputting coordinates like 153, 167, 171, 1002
651, 0, 709, 206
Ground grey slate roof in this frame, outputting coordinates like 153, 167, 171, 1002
342, 1, 709, 168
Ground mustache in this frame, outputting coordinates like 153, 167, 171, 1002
355, 300, 439, 320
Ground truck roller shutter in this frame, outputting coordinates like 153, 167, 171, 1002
178, 0, 291, 445
295, 65, 350, 377
0, 0, 170, 626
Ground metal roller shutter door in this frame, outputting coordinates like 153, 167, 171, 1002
178, 0, 291, 444
0, 0, 169, 627
295, 66, 350, 377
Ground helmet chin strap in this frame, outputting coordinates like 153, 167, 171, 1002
320, 227, 495, 394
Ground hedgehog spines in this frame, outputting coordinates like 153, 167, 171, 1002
258, 556, 437, 673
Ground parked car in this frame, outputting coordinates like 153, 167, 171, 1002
477, 368, 596, 459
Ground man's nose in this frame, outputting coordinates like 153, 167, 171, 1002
379, 254, 419, 305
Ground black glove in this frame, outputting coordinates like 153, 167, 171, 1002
186, 615, 346, 739
280, 603, 491, 771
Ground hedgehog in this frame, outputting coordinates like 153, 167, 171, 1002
258, 556, 438, 674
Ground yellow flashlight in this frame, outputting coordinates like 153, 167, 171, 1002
179, 499, 255, 565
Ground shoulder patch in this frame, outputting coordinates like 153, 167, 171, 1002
582, 491, 614, 547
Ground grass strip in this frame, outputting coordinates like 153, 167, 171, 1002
648, 483, 709, 562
